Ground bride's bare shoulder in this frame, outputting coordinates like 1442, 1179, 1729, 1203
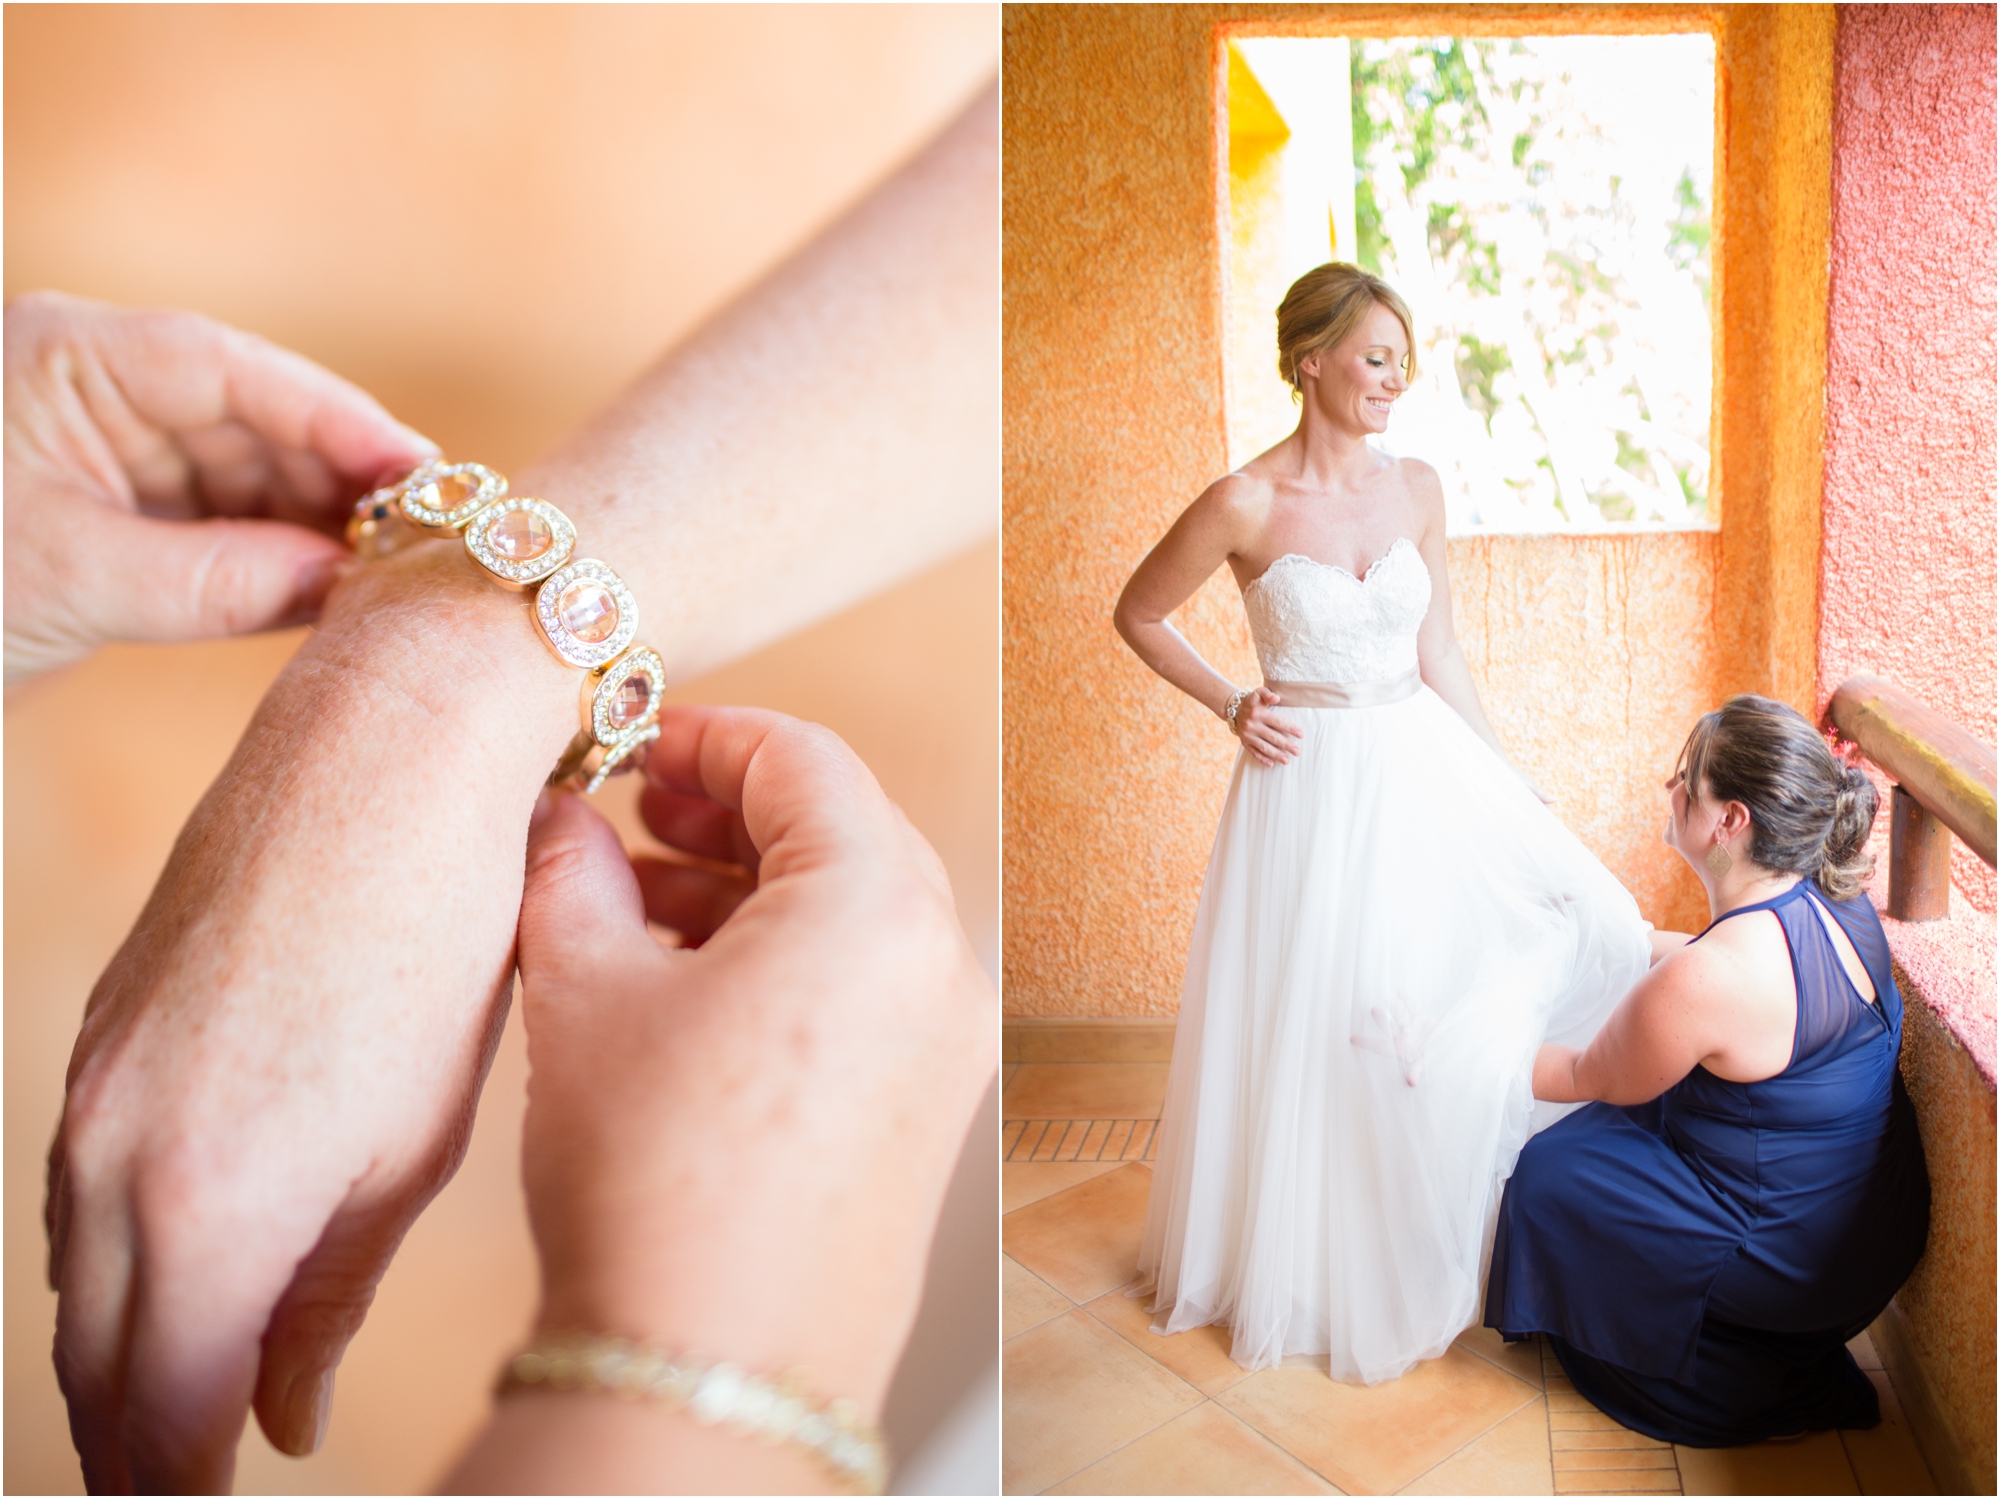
1182, 469, 1274, 536
1393, 456, 1447, 537
1393, 455, 1444, 502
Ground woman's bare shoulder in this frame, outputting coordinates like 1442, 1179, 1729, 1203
1643, 913, 1795, 1025
1182, 470, 1274, 535
1394, 454, 1443, 491
1394, 455, 1446, 519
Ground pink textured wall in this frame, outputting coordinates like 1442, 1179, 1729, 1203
1820, 3, 1997, 920
1821, 12, 1997, 1488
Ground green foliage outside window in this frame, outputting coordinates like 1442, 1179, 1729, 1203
1347, 35, 1714, 529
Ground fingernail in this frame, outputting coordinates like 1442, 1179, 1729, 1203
307, 1368, 333, 1453
279, 1367, 334, 1456
398, 423, 442, 458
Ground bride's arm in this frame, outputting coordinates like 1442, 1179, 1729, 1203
1112, 476, 1302, 767
1405, 461, 1552, 801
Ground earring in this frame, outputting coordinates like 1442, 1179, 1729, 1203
1705, 841, 1733, 877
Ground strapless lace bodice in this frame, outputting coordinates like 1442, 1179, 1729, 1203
1241, 537, 1431, 684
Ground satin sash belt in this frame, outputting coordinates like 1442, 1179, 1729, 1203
1264, 667, 1422, 709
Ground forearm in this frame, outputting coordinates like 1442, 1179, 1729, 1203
1419, 639, 1510, 759
1115, 612, 1242, 720
1531, 1044, 1588, 1104
1533, 1037, 1679, 1108
239, 82, 1000, 801
505, 80, 997, 690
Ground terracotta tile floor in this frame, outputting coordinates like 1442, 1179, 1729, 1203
1001, 1062, 1938, 1496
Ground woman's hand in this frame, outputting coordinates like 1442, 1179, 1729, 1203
46, 547, 583, 1494
445, 707, 994, 1494
4, 291, 435, 689
1234, 688, 1303, 768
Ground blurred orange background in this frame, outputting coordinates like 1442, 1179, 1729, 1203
5, 5, 998, 1492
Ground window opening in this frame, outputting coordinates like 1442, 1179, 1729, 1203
1224, 33, 1715, 531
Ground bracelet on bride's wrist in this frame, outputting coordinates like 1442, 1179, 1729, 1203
346, 460, 662, 793
1223, 686, 1253, 734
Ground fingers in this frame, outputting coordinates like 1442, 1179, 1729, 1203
642, 706, 906, 878
50, 1175, 137, 1493
630, 857, 756, 945
1251, 690, 1304, 740
79, 503, 358, 645
253, 1190, 424, 1459
635, 782, 760, 871
1238, 701, 1303, 766
516, 790, 652, 990
122, 303, 432, 482
52, 1165, 300, 1493
16, 292, 435, 520
115, 1221, 293, 1493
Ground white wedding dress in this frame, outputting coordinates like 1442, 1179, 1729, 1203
1136, 537, 1651, 1384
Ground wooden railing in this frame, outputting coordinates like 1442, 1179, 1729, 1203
1825, 675, 1998, 921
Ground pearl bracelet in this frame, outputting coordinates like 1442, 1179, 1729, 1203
498, 1333, 889, 1494
346, 460, 663, 792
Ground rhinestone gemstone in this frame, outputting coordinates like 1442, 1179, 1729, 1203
490, 508, 554, 561
609, 674, 653, 728
427, 471, 482, 512
558, 581, 620, 643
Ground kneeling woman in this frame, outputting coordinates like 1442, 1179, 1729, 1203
1486, 695, 1930, 1445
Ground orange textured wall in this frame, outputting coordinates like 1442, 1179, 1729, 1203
1004, 4, 1831, 1018
1713, 5, 1836, 715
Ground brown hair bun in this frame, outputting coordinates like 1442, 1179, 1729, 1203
1675, 694, 1879, 901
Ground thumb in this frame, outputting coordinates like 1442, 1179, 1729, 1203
85, 508, 355, 645
517, 790, 651, 989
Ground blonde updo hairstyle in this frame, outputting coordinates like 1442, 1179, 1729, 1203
1675, 695, 1879, 901
1276, 262, 1418, 400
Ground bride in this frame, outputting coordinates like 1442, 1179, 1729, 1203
1112, 262, 1654, 1384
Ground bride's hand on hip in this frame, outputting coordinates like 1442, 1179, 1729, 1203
1237, 688, 1303, 767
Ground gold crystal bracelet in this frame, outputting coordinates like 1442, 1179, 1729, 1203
498, 1333, 889, 1494
347, 460, 663, 793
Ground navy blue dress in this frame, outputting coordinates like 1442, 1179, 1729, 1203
1484, 879, 1930, 1446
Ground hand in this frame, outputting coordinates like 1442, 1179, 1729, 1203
4, 290, 435, 688
446, 707, 994, 1493
1234, 687, 1304, 767
46, 545, 582, 1493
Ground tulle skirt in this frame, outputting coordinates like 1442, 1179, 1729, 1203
1136, 685, 1651, 1384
